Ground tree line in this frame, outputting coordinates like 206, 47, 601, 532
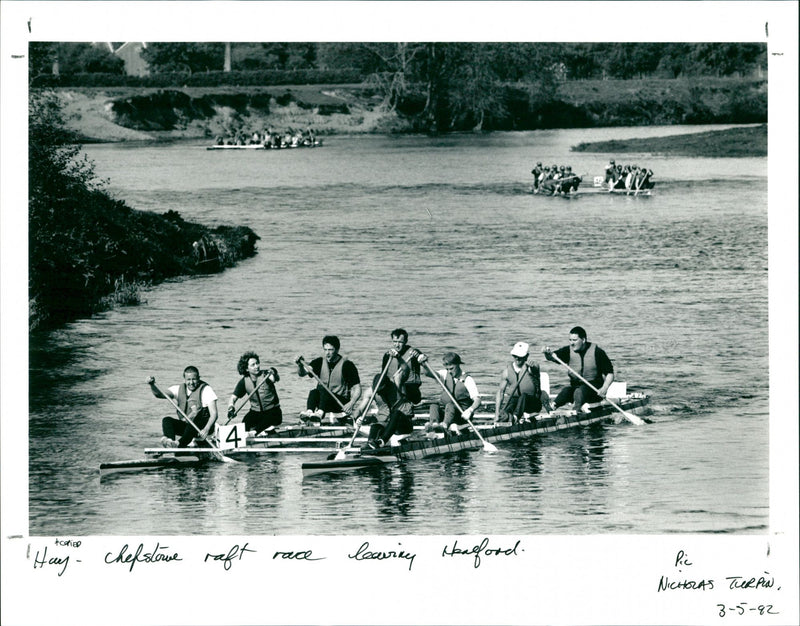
29, 42, 766, 135
31, 42, 766, 80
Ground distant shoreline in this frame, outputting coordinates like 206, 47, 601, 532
572, 124, 767, 157
41, 76, 767, 144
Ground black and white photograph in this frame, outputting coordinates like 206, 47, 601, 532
1, 2, 797, 625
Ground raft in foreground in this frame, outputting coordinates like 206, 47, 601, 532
99, 454, 211, 474
301, 392, 649, 477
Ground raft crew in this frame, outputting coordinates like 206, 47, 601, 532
214, 127, 320, 148
531, 163, 582, 195
602, 162, 655, 191
147, 325, 629, 448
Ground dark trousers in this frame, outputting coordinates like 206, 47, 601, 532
162, 413, 211, 447
243, 406, 282, 433
430, 399, 470, 427
369, 409, 413, 444
306, 388, 348, 413
503, 392, 542, 418
554, 384, 600, 409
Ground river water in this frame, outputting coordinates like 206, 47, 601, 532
28, 125, 769, 536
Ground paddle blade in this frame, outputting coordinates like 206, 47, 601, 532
334, 448, 348, 461
624, 412, 645, 426
483, 441, 499, 453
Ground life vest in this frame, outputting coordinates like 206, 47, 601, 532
504, 363, 539, 397
176, 381, 210, 421
384, 348, 421, 403
319, 355, 350, 399
568, 343, 601, 386
386, 348, 421, 385
439, 372, 473, 408
244, 374, 279, 412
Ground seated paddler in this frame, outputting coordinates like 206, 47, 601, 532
296, 335, 361, 424
226, 351, 282, 436
542, 326, 615, 412
419, 351, 481, 434
494, 342, 543, 425
148, 366, 219, 448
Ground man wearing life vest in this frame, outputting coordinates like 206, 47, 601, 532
148, 366, 219, 448
531, 162, 543, 192
494, 342, 542, 425
419, 351, 481, 433
604, 159, 616, 185
638, 167, 654, 190
296, 335, 362, 423
362, 328, 422, 449
542, 326, 614, 411
227, 351, 282, 436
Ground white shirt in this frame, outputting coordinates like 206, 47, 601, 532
436, 370, 480, 399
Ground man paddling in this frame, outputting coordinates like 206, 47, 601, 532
360, 328, 423, 449
148, 366, 219, 448
530, 161, 543, 192
419, 351, 482, 433
296, 335, 362, 423
542, 326, 615, 411
494, 342, 544, 425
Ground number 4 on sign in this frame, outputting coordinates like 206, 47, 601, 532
215, 423, 245, 449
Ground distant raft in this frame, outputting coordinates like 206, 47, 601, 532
207, 140, 324, 151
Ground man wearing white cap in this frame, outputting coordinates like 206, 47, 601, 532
494, 342, 542, 424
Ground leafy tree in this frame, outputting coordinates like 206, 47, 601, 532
29, 42, 57, 77
141, 43, 225, 73
656, 43, 694, 78
59, 43, 125, 74
446, 44, 507, 130
692, 43, 766, 76
316, 42, 385, 73
359, 43, 427, 111
561, 43, 601, 79
29, 91, 109, 326
29, 42, 124, 75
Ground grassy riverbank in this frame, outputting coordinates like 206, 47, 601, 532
572, 124, 767, 157
48, 76, 767, 143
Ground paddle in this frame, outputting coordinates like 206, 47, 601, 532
545, 352, 644, 425
149, 379, 235, 462
334, 356, 393, 460
225, 370, 271, 424
634, 171, 644, 197
497, 363, 530, 424
296, 356, 355, 424
423, 361, 498, 453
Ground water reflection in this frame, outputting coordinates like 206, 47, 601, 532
369, 463, 415, 520
505, 438, 544, 476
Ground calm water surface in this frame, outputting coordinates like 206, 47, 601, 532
28, 126, 768, 535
